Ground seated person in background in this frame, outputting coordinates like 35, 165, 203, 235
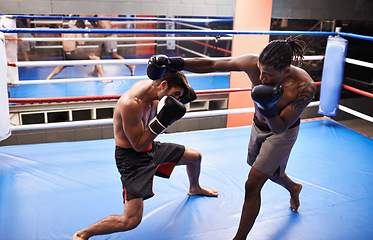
46, 20, 104, 80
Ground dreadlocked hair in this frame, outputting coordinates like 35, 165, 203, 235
259, 35, 307, 70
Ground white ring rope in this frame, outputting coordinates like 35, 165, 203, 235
11, 36, 233, 42
34, 43, 158, 50
10, 58, 147, 67
176, 44, 210, 58
177, 22, 220, 31
11, 72, 230, 85
338, 105, 373, 123
9, 56, 325, 68
9, 101, 321, 131
345, 58, 373, 69
30, 20, 160, 25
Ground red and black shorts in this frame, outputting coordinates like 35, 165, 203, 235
115, 141, 185, 201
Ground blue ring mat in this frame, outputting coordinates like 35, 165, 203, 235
1, 119, 373, 240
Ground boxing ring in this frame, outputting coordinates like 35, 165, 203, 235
1, 15, 373, 240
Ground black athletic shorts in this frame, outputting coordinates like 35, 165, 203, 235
115, 141, 185, 201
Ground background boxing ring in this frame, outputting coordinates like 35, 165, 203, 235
1, 15, 373, 240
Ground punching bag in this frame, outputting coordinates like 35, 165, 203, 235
318, 36, 348, 116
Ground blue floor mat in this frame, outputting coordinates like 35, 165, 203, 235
1, 119, 373, 240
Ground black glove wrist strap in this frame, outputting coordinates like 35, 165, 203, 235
168, 57, 184, 72
258, 107, 277, 118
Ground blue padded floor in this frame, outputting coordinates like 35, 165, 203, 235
8, 55, 230, 99
1, 119, 373, 240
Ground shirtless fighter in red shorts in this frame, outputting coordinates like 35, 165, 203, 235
73, 71, 218, 240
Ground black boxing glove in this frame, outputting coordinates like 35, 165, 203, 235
88, 20, 98, 28
148, 95, 186, 135
167, 57, 184, 72
147, 54, 184, 80
251, 83, 283, 118
179, 84, 197, 104
147, 55, 168, 80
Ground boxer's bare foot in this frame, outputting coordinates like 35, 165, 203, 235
126, 64, 135, 76
88, 70, 98, 76
189, 186, 218, 197
290, 182, 302, 212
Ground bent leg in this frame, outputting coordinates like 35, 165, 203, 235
88, 55, 105, 78
87, 66, 99, 76
46, 66, 65, 80
233, 167, 268, 240
111, 52, 135, 76
72, 198, 143, 240
270, 173, 302, 212
177, 147, 218, 197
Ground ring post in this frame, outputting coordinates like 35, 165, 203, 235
318, 36, 348, 116
0, 16, 19, 86
0, 32, 11, 141
227, 0, 273, 128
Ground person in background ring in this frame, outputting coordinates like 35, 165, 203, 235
46, 20, 105, 80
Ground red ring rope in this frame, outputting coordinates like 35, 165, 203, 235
8, 88, 252, 104
8, 83, 372, 104
191, 40, 232, 54
342, 84, 373, 98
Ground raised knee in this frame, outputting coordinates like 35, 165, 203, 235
190, 151, 202, 165
195, 151, 202, 161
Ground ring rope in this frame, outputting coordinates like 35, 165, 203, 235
177, 22, 213, 31
33, 42, 158, 50
13, 82, 373, 106
31, 20, 160, 26
9, 84, 326, 103
6, 36, 233, 42
8, 56, 325, 68
0, 28, 341, 36
30, 19, 158, 26
8, 56, 370, 69
338, 105, 373, 123
191, 40, 232, 54
345, 58, 373, 69
176, 44, 210, 58
9, 72, 230, 85
342, 84, 373, 98
2, 27, 372, 41
6, 15, 233, 23
2, 28, 372, 41
7, 55, 325, 86
8, 87, 250, 103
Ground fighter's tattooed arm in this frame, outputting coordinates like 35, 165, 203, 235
291, 83, 316, 113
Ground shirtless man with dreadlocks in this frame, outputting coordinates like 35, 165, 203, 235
146, 36, 316, 239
